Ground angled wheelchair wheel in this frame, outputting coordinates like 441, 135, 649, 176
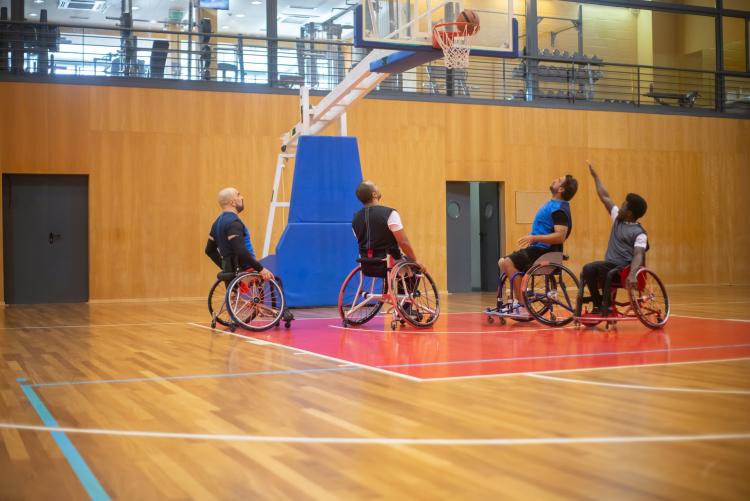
338, 266, 387, 326
390, 261, 440, 328
628, 268, 669, 329
208, 278, 232, 328
225, 272, 285, 332
522, 263, 580, 327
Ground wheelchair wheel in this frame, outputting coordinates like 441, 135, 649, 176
338, 267, 387, 326
390, 261, 440, 328
208, 279, 232, 328
225, 272, 285, 332
628, 268, 669, 329
522, 263, 580, 327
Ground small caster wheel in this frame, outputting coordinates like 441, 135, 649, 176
390, 320, 398, 330
487, 316, 494, 324
342, 320, 349, 327
500, 317, 507, 326
285, 321, 291, 329
210, 320, 217, 329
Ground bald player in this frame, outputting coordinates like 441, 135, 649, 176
205, 187, 273, 281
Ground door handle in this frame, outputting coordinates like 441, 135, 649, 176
49, 232, 61, 244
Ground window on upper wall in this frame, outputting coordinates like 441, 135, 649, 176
644, 0, 716, 7
723, 17, 748, 71
537, 2, 716, 71
723, 0, 750, 11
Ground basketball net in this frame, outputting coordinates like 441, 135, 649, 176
432, 22, 477, 70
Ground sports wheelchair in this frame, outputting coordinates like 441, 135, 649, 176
338, 256, 440, 330
208, 266, 293, 332
574, 266, 669, 330
486, 252, 580, 327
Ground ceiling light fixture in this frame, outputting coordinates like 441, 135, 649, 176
235, 13, 245, 18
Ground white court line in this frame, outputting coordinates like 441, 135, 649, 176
2, 309, 747, 332
0, 422, 748, 446
526, 373, 750, 395
671, 300, 750, 306
0, 310, 487, 332
329, 324, 574, 335
0, 321, 208, 331
671, 314, 750, 323
419, 357, 750, 382
187, 322, 422, 382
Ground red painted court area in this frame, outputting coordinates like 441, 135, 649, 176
240, 313, 750, 380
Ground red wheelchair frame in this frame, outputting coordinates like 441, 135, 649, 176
574, 266, 670, 330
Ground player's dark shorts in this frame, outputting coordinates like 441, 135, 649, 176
506, 246, 550, 273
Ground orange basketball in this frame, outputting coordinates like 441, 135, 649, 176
457, 9, 480, 34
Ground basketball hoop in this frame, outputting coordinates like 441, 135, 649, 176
432, 22, 478, 69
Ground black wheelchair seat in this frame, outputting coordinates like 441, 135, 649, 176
216, 271, 237, 282
356, 257, 388, 278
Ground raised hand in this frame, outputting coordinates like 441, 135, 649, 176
588, 161, 598, 178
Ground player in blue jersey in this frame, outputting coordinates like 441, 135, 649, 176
498, 175, 578, 318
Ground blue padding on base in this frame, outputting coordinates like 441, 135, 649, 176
272, 136, 364, 306
289, 136, 363, 223
369, 50, 442, 74
275, 223, 359, 307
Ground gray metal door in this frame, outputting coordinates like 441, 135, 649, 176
446, 182, 471, 292
3, 174, 89, 304
479, 182, 501, 291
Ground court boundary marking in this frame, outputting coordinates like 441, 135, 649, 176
1, 422, 748, 446
526, 373, 750, 395
329, 324, 576, 335
18, 382, 110, 500
22, 356, 750, 388
187, 322, 750, 383
0, 310, 485, 331
419, 357, 750, 381
187, 322, 424, 381
17, 322, 750, 387
1, 311, 745, 332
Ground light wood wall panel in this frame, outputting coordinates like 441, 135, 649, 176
1, 82, 747, 301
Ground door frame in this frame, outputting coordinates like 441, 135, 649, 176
1, 173, 90, 304
445, 180, 505, 293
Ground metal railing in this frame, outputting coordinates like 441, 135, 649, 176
1, 21, 748, 116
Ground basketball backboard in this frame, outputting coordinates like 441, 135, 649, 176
354, 0, 518, 58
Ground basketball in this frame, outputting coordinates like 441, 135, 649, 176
457, 9, 480, 34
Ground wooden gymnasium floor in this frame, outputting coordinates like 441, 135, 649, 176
1, 285, 749, 499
